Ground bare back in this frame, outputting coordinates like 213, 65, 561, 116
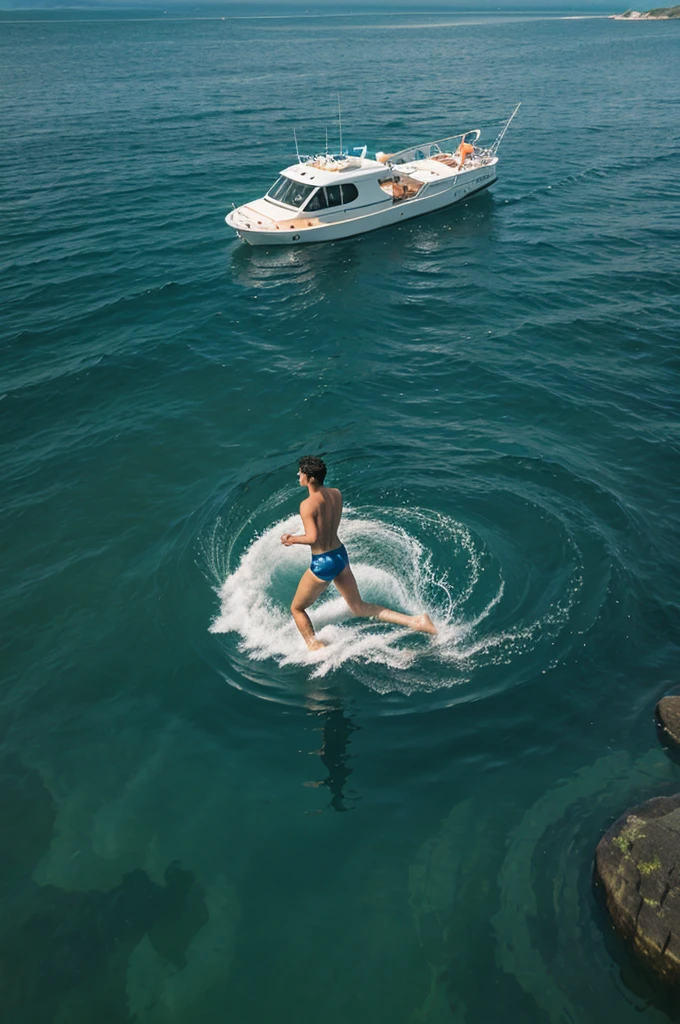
301, 486, 343, 554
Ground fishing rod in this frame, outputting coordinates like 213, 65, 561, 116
490, 103, 521, 156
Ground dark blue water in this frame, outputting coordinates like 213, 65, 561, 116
2, 8, 680, 1021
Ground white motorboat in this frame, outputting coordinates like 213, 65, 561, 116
226, 106, 519, 246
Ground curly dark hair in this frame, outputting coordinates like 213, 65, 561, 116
298, 455, 327, 484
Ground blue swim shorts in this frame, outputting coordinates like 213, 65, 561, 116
310, 544, 349, 583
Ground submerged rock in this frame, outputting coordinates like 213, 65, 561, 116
0, 861, 209, 1022
126, 874, 239, 1023
656, 696, 680, 749
595, 793, 680, 984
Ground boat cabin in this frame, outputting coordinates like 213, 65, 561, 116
261, 154, 389, 223
256, 131, 485, 225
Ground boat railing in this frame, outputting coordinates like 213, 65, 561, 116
387, 130, 481, 166
301, 145, 368, 169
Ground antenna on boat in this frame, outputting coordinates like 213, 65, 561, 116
293, 128, 301, 164
337, 93, 343, 156
325, 127, 329, 156
490, 103, 521, 157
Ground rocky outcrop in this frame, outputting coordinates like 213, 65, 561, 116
657, 696, 680, 748
595, 794, 680, 984
610, 6, 680, 17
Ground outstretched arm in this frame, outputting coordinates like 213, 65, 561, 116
281, 505, 318, 547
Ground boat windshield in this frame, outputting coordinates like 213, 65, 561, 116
267, 176, 315, 209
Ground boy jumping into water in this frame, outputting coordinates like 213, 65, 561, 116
281, 455, 437, 650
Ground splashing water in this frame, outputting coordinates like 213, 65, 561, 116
207, 505, 581, 692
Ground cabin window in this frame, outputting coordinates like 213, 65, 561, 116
267, 176, 315, 209
325, 185, 343, 207
341, 183, 359, 204
305, 188, 328, 212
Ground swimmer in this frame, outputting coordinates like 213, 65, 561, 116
281, 455, 437, 651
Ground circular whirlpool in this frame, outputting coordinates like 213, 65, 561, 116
200, 456, 615, 714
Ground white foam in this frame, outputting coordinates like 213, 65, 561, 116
208, 505, 577, 692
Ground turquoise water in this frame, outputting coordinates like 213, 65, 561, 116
2, 7, 680, 1021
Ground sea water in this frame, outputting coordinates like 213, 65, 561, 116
1, 6, 680, 1022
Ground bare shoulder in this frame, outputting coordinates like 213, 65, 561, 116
300, 494, 319, 513
329, 487, 343, 512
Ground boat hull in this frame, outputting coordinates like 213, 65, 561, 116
227, 167, 497, 247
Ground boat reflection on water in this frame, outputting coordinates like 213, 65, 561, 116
228, 188, 496, 297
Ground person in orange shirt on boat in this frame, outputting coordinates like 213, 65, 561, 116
457, 140, 475, 167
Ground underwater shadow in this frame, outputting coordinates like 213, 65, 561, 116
0, 752, 210, 1023
305, 703, 360, 813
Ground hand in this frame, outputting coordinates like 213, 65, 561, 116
281, 534, 294, 546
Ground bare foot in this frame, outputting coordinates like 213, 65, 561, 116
306, 639, 327, 651
410, 614, 437, 636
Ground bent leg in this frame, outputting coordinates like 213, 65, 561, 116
333, 565, 437, 635
291, 570, 329, 650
